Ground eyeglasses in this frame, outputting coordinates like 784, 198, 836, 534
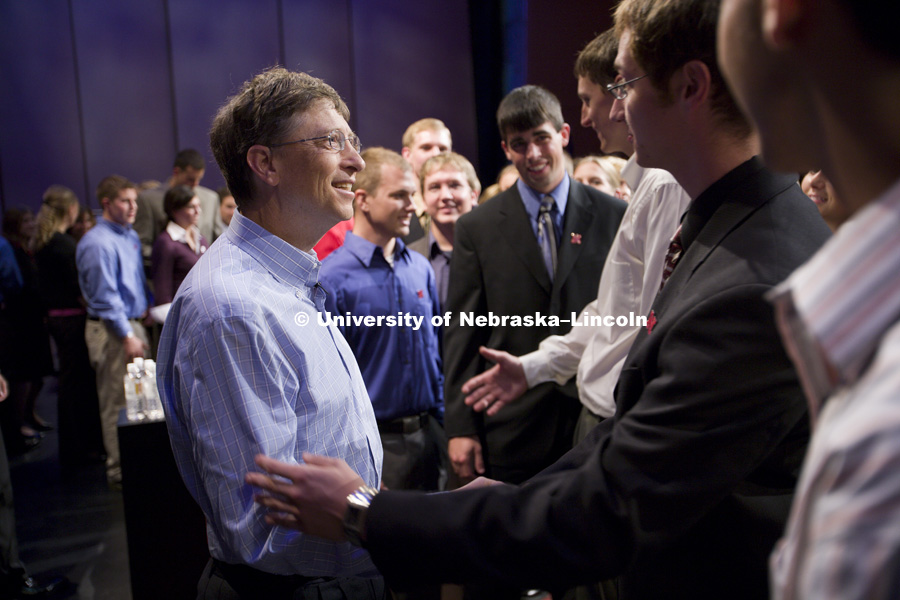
606, 75, 647, 100
270, 129, 361, 153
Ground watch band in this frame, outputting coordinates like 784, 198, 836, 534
343, 485, 378, 547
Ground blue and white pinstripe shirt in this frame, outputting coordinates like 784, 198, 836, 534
157, 211, 383, 577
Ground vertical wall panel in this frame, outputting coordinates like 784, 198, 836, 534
282, 0, 355, 121
168, 0, 281, 191
0, 1, 88, 210
527, 0, 614, 159
71, 1, 175, 191
351, 0, 479, 172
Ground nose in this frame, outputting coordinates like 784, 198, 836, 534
609, 97, 624, 123
580, 103, 592, 129
343, 145, 366, 173
525, 141, 542, 160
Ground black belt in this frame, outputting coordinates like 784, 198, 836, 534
211, 558, 329, 597
377, 412, 430, 435
87, 316, 140, 322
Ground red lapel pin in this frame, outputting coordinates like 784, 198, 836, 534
570, 233, 582, 245
647, 310, 657, 334
417, 289, 424, 299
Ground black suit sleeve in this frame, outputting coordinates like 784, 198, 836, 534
365, 284, 808, 591
441, 216, 486, 439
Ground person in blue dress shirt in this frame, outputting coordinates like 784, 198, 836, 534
156, 67, 386, 600
319, 147, 445, 495
76, 175, 150, 486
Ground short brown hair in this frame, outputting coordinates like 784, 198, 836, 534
209, 67, 350, 209
401, 118, 452, 150
420, 152, 481, 196
614, 0, 752, 138
496, 85, 566, 143
574, 29, 619, 87
353, 147, 412, 195
96, 175, 136, 206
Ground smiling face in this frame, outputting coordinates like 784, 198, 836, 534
272, 101, 365, 227
103, 187, 138, 226
173, 196, 201, 230
501, 121, 571, 194
361, 163, 418, 242
577, 76, 631, 156
422, 166, 477, 227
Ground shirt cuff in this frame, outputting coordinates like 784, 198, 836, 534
520, 350, 556, 389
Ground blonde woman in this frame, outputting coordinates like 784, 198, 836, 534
34, 186, 104, 466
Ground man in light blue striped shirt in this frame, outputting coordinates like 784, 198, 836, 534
157, 67, 386, 600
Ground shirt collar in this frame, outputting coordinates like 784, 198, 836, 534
681, 156, 763, 252
621, 155, 644, 191
98, 217, 133, 235
342, 231, 409, 268
516, 174, 570, 220
769, 177, 900, 411
165, 220, 196, 243
227, 211, 320, 289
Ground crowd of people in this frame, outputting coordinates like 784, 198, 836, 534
3, 0, 898, 598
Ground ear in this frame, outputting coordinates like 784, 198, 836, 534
500, 140, 513, 162
247, 144, 280, 188
354, 189, 369, 213
763, 0, 804, 48
400, 146, 412, 161
558, 123, 571, 148
678, 60, 712, 109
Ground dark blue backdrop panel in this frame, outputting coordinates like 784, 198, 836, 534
351, 0, 479, 171
0, 1, 88, 210
168, 0, 282, 191
282, 0, 355, 126
71, 1, 175, 192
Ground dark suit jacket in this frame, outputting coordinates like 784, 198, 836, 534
365, 159, 831, 599
406, 234, 430, 260
443, 180, 626, 483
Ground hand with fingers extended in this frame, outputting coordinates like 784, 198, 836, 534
245, 452, 365, 542
462, 346, 528, 416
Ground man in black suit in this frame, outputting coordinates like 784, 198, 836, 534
444, 85, 626, 487
245, 1, 830, 598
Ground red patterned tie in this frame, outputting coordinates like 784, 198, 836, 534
659, 225, 683, 292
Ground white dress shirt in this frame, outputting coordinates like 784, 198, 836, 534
520, 157, 691, 417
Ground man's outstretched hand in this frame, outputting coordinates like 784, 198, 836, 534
461, 346, 528, 416
245, 453, 365, 542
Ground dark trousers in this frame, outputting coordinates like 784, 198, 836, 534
0, 427, 25, 593
378, 413, 447, 492
47, 314, 104, 466
197, 559, 388, 600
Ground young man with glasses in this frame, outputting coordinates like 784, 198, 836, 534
461, 29, 691, 452
156, 67, 387, 600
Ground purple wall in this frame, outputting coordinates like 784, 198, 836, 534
0, 0, 478, 212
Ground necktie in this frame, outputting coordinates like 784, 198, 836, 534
659, 224, 683, 292
538, 196, 558, 281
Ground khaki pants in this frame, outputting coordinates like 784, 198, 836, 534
85, 319, 148, 483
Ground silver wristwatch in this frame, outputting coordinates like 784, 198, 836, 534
343, 485, 378, 547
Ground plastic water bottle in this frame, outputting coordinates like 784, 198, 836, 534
143, 360, 164, 421
124, 363, 143, 421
